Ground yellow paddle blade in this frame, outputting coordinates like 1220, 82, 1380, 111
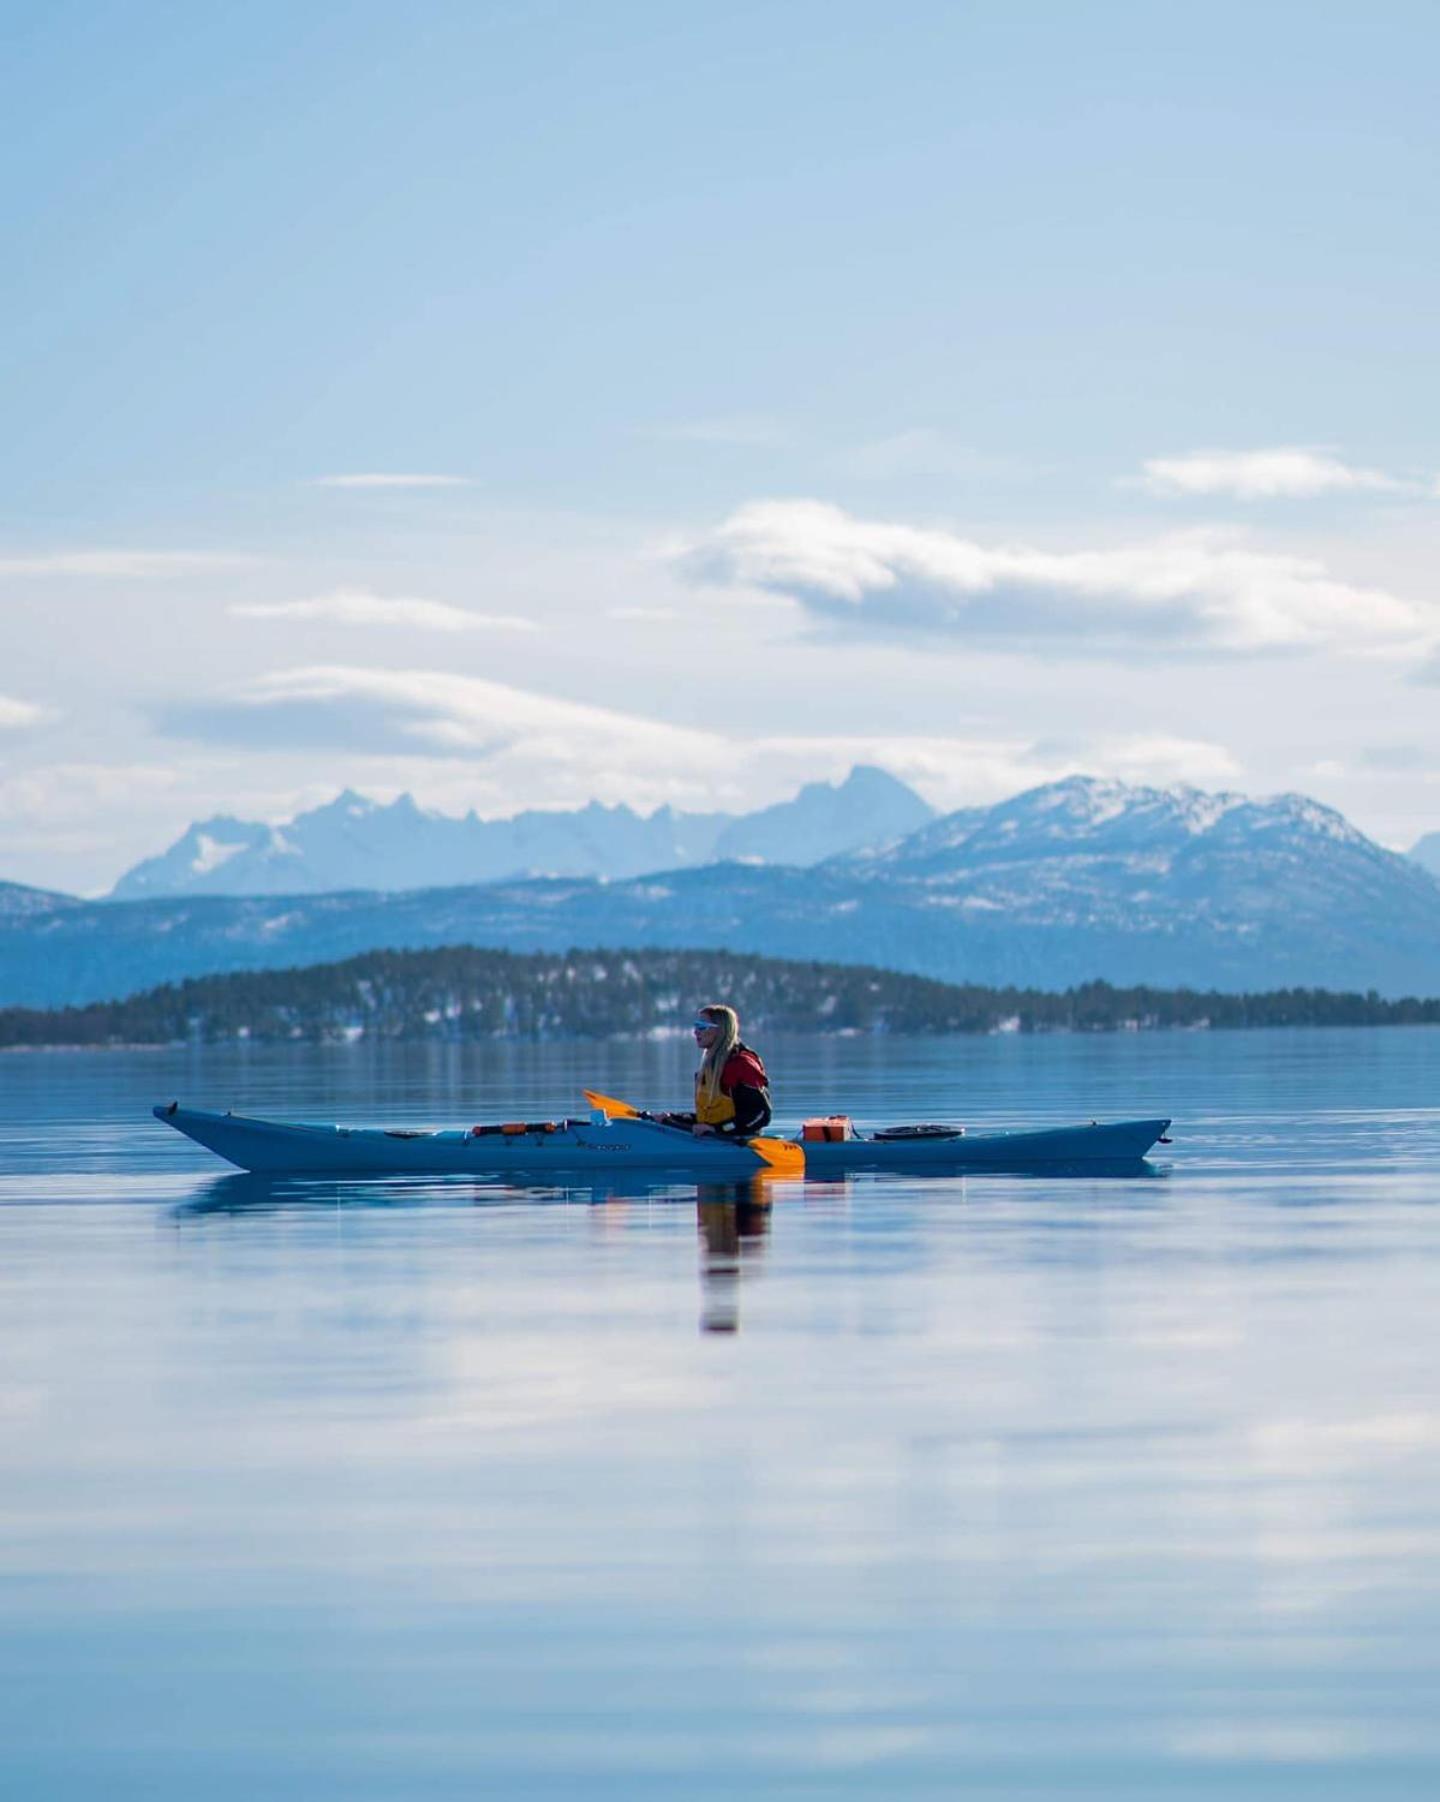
744, 1137, 805, 1176
582, 1088, 639, 1118
581, 1089, 804, 1175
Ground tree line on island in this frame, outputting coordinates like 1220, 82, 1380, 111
1, 946, 1438, 1048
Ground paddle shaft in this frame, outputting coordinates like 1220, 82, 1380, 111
581, 1089, 803, 1175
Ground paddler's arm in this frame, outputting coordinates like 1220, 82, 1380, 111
703, 1082, 772, 1138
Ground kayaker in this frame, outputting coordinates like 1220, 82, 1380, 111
687, 1003, 772, 1139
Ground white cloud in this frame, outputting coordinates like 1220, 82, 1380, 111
0, 695, 48, 730
311, 473, 471, 489
677, 499, 1435, 656
1080, 734, 1242, 787
231, 588, 537, 634
1140, 448, 1404, 500
172, 665, 720, 768
606, 606, 680, 622
0, 550, 251, 577
159, 663, 1244, 821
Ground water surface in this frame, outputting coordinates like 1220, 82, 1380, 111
3, 1030, 1440, 1798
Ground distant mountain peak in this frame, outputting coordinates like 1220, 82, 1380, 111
835, 763, 920, 795
1255, 791, 1368, 843
318, 787, 374, 813
714, 766, 934, 866
1010, 772, 1233, 820
106, 765, 935, 900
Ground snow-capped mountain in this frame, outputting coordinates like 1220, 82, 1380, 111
109, 766, 935, 899
835, 774, 1407, 901
6, 775, 1440, 1009
822, 776, 1440, 976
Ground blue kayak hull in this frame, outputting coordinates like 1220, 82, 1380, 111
154, 1104, 1171, 1177
800, 1119, 1169, 1172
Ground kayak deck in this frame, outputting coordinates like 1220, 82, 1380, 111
154, 1103, 1172, 1177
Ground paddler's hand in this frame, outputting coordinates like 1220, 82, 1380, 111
692, 1123, 715, 1137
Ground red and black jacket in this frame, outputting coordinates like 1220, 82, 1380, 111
694, 1043, 773, 1136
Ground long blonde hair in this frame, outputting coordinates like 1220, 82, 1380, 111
695, 1003, 740, 1110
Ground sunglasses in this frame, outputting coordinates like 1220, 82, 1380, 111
691, 1020, 718, 1034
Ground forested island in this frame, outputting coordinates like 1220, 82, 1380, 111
2, 945, 1438, 1048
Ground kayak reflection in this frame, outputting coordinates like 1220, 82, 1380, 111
174, 1170, 711, 1214
175, 1155, 1165, 1217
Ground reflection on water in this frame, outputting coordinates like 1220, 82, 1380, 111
175, 1162, 1159, 1341
179, 1173, 781, 1336
3, 1029, 1440, 1799
697, 1187, 773, 1335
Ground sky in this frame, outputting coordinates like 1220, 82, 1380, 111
3, 0, 1440, 893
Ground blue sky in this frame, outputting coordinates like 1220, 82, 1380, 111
3, 1, 1439, 889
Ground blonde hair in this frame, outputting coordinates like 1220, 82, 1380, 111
695, 1003, 740, 1111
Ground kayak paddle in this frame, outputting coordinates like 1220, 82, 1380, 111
583, 1088, 646, 1118
582, 1088, 804, 1176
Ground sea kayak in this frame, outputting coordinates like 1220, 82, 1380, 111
153, 1103, 1172, 1177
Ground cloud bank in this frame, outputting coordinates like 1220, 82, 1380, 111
676, 500, 1433, 657
161, 665, 719, 769
1140, 448, 1403, 500
156, 663, 1241, 817
232, 588, 536, 634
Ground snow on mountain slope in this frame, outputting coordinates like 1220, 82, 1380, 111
113, 816, 300, 899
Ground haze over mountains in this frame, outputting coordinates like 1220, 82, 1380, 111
5, 774, 1440, 1009
111, 766, 935, 898
1413, 832, 1440, 880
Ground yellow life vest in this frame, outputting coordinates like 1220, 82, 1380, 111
694, 1070, 736, 1126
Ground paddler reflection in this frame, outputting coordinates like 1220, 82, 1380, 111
696, 1183, 771, 1335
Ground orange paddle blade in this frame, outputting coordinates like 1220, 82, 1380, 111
743, 1137, 805, 1175
582, 1089, 803, 1175
582, 1088, 639, 1118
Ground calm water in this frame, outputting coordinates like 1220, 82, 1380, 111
3, 1029, 1440, 1800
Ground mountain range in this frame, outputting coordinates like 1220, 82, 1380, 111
110, 766, 935, 898
5, 775, 1440, 1009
